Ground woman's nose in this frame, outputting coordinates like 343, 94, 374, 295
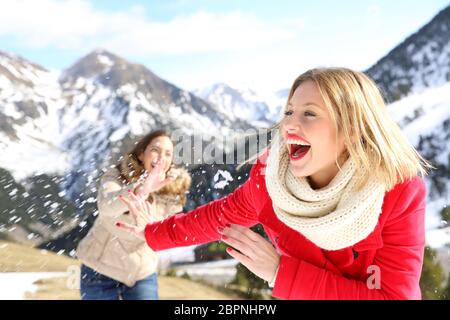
153, 155, 161, 164
283, 116, 302, 131
158, 156, 168, 165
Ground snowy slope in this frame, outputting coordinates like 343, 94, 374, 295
0, 52, 69, 180
386, 82, 450, 247
0, 272, 67, 299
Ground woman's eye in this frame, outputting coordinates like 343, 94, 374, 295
284, 110, 315, 117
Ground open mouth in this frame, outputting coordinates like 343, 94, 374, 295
287, 138, 311, 161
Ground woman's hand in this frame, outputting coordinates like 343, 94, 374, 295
135, 158, 175, 197
115, 191, 152, 240
220, 224, 280, 285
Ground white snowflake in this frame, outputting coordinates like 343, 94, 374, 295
213, 170, 234, 190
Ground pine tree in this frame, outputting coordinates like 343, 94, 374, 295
440, 206, 450, 225
420, 246, 445, 299
441, 273, 450, 300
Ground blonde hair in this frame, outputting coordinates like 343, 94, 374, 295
268, 67, 433, 191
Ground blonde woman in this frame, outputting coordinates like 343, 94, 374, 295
76, 130, 191, 300
117, 68, 431, 299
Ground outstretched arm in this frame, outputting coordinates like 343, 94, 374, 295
117, 163, 263, 251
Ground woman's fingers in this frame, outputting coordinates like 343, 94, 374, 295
115, 221, 145, 239
220, 225, 260, 252
226, 247, 252, 266
220, 225, 281, 283
134, 199, 153, 223
115, 221, 138, 233
229, 224, 263, 243
127, 189, 143, 205
119, 191, 155, 224
127, 189, 139, 201
118, 194, 133, 209
118, 195, 139, 219
153, 159, 166, 176
161, 176, 175, 187
144, 201, 155, 223
221, 233, 257, 260
127, 189, 149, 213
220, 224, 276, 259
142, 158, 174, 194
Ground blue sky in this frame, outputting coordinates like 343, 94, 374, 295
0, 0, 449, 92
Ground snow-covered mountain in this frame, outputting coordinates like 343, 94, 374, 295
363, 6, 450, 248
0, 49, 256, 245
194, 83, 285, 127
0, 51, 69, 180
366, 5, 450, 103
0, 51, 77, 245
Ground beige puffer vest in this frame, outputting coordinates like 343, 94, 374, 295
76, 167, 190, 287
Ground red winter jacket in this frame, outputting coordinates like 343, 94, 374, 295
145, 152, 426, 300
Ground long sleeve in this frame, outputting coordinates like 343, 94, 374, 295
144, 164, 262, 251
272, 176, 426, 300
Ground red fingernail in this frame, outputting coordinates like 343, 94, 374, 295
218, 227, 224, 233
226, 247, 232, 252
115, 222, 122, 227
222, 235, 228, 240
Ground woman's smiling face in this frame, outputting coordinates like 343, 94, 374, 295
138, 135, 174, 173
280, 80, 348, 189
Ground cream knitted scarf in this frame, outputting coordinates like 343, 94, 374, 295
265, 132, 386, 251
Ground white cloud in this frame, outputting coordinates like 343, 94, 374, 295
178, 50, 311, 93
0, 0, 298, 55
0, 0, 426, 94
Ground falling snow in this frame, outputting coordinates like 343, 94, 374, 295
213, 170, 234, 189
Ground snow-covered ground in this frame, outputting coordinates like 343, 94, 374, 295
170, 259, 239, 286
0, 272, 67, 300
388, 82, 450, 148
158, 245, 197, 269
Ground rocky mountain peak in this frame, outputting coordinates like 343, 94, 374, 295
366, 5, 450, 103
